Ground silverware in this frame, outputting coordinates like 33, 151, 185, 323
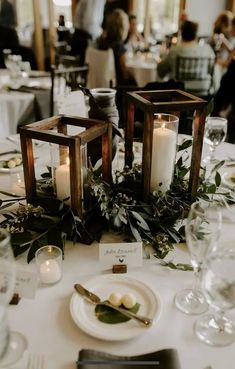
0, 190, 23, 198
0, 149, 21, 157
74, 284, 153, 327
27, 353, 44, 369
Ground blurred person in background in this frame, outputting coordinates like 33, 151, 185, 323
71, 0, 105, 65
96, 8, 136, 86
157, 20, 215, 90
0, 0, 16, 28
126, 14, 145, 44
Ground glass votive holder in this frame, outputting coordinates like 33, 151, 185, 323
35, 245, 62, 285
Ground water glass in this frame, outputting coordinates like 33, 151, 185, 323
175, 201, 222, 314
0, 305, 9, 359
194, 240, 235, 346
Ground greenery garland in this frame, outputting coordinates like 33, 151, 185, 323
0, 139, 234, 265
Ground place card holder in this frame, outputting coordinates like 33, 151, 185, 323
112, 264, 127, 274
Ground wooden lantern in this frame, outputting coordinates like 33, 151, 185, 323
20, 115, 112, 217
125, 89, 208, 201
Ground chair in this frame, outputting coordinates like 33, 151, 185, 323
85, 46, 116, 88
175, 56, 215, 97
50, 64, 88, 116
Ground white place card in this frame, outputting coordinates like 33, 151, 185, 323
14, 267, 38, 299
99, 242, 143, 270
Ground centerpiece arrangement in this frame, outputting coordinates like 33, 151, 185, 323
0, 90, 234, 266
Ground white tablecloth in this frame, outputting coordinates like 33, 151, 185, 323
126, 55, 158, 87
0, 137, 234, 369
0, 90, 34, 137
0, 70, 51, 138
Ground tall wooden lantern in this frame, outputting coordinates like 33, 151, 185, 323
125, 90, 208, 201
20, 115, 112, 217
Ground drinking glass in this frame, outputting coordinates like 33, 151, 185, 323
175, 201, 222, 315
0, 229, 16, 358
194, 240, 235, 346
203, 117, 227, 165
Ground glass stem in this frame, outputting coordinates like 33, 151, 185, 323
193, 268, 200, 292
209, 145, 216, 162
214, 309, 225, 332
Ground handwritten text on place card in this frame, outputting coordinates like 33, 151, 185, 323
99, 242, 143, 270
14, 268, 38, 299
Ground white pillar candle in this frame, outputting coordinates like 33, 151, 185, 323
55, 164, 70, 202
150, 124, 177, 192
39, 259, 62, 284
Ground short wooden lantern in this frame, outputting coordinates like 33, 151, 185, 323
125, 89, 208, 201
20, 115, 112, 217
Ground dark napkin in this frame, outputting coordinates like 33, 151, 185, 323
77, 348, 181, 369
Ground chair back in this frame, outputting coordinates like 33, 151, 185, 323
50, 64, 88, 116
175, 56, 215, 96
85, 46, 116, 88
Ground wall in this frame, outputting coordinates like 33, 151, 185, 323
187, 0, 227, 36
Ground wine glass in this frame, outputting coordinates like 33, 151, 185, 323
203, 117, 227, 165
175, 200, 222, 315
194, 239, 235, 346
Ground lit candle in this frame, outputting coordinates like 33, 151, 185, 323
55, 162, 70, 202
150, 121, 177, 192
39, 259, 62, 284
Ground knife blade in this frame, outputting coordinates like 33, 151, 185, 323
74, 284, 153, 327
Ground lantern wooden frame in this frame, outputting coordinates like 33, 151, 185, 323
125, 89, 208, 201
20, 115, 112, 217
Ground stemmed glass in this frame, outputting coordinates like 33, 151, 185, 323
194, 240, 235, 346
175, 201, 222, 315
203, 117, 227, 165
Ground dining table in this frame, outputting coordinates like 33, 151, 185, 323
126, 53, 159, 87
0, 134, 235, 369
0, 70, 51, 138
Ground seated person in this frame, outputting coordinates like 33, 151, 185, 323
125, 14, 145, 52
96, 8, 137, 86
157, 20, 215, 95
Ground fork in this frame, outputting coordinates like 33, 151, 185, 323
27, 353, 44, 369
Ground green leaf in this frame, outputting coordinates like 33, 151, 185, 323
95, 302, 140, 324
210, 160, 225, 175
215, 171, 221, 187
177, 140, 192, 152
130, 211, 150, 231
206, 98, 214, 116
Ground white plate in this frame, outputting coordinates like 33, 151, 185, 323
221, 168, 235, 189
70, 274, 161, 341
0, 331, 28, 367
0, 165, 23, 174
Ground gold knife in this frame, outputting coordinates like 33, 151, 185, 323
74, 284, 153, 327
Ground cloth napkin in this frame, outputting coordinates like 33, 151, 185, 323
77, 348, 181, 369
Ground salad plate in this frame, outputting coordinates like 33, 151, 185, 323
70, 274, 161, 341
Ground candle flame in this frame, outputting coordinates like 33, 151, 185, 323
162, 122, 166, 129
46, 260, 50, 266
66, 157, 70, 165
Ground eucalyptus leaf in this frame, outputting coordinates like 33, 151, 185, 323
215, 171, 221, 187
95, 302, 140, 324
177, 140, 192, 152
